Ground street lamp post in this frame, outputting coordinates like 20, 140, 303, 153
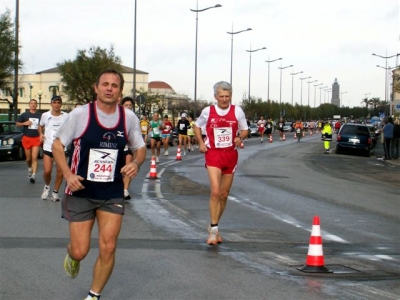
313, 83, 323, 107
340, 91, 348, 107
246, 46, 267, 101
133, 0, 137, 115
190, 2, 222, 117
265, 57, 282, 101
278, 64, 293, 104
299, 76, 311, 106
290, 71, 303, 106
372, 53, 400, 116
29, 83, 33, 99
37, 90, 43, 110
376, 64, 398, 115
319, 86, 328, 105
306, 80, 317, 106
227, 27, 252, 86
324, 88, 332, 104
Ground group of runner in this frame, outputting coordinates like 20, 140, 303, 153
16, 73, 251, 299
139, 112, 198, 160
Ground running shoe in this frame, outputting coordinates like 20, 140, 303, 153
64, 253, 80, 278
207, 225, 222, 245
84, 296, 99, 300
41, 186, 50, 200
156, 156, 159, 163
51, 191, 60, 202
124, 190, 131, 200
165, 150, 169, 156
30, 174, 36, 184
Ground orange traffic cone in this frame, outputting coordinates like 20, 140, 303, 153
176, 146, 182, 161
269, 135, 273, 143
298, 216, 332, 273
282, 134, 286, 141
148, 156, 158, 179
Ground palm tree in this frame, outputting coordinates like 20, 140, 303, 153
370, 97, 381, 116
360, 97, 372, 109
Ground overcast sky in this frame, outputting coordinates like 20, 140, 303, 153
2, 0, 399, 107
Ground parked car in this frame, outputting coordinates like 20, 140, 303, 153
0, 121, 24, 160
283, 122, 293, 132
249, 123, 259, 136
0, 121, 44, 160
336, 123, 373, 157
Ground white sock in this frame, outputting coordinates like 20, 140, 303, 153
45, 185, 50, 189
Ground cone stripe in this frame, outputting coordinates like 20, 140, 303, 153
306, 254, 325, 266
307, 244, 324, 256
309, 236, 322, 244
311, 225, 321, 236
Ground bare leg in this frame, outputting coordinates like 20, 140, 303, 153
90, 210, 122, 294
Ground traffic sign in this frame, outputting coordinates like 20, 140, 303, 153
394, 100, 400, 113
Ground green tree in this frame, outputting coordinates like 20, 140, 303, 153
57, 46, 122, 104
370, 97, 381, 116
0, 9, 22, 92
360, 97, 372, 109
136, 89, 164, 118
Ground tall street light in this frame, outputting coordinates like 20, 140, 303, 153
372, 53, 400, 116
290, 71, 303, 106
246, 46, 267, 101
313, 83, 323, 107
319, 86, 328, 106
190, 2, 222, 117
340, 91, 348, 107
133, 0, 137, 115
306, 80, 317, 106
227, 27, 252, 86
265, 57, 282, 101
324, 88, 332, 104
278, 64, 293, 104
376, 64, 398, 115
299, 76, 311, 106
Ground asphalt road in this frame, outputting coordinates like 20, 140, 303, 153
0, 131, 399, 300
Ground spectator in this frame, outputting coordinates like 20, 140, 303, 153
382, 117, 394, 160
391, 118, 400, 160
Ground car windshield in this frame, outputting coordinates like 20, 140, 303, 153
341, 125, 369, 136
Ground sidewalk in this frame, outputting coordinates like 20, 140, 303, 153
374, 142, 400, 167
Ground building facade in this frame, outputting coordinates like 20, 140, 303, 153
0, 65, 149, 115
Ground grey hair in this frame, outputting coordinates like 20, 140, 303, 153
213, 81, 232, 95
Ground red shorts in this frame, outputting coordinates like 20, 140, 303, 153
205, 149, 238, 174
22, 136, 42, 150
258, 127, 265, 133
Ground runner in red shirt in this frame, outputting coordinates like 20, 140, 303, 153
194, 81, 248, 245
257, 116, 267, 143
162, 115, 173, 156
